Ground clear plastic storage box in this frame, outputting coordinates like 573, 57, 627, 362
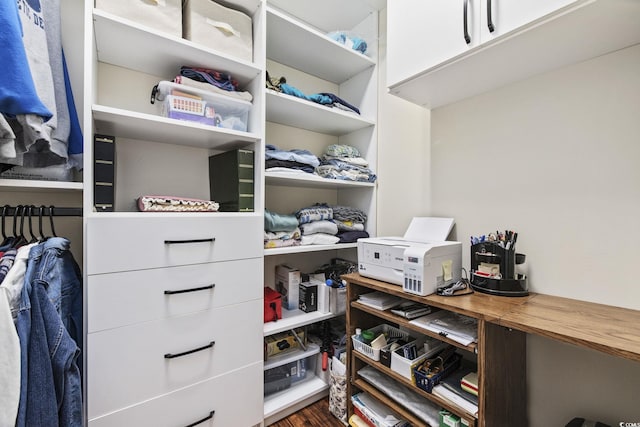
153, 81, 251, 132
263, 355, 311, 396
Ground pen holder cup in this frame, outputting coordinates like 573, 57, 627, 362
471, 242, 517, 280
470, 273, 528, 295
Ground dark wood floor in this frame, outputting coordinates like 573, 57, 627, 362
268, 398, 345, 427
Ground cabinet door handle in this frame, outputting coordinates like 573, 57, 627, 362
184, 410, 215, 427
164, 237, 215, 245
463, 0, 471, 44
487, 0, 495, 32
164, 341, 215, 359
164, 284, 215, 295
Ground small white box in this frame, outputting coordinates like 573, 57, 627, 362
95, 0, 182, 38
275, 264, 300, 310
330, 287, 347, 315
390, 344, 428, 381
183, 0, 253, 62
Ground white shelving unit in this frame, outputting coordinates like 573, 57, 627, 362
84, 1, 267, 426
262, 0, 382, 423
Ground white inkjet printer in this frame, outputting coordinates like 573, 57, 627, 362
357, 217, 462, 296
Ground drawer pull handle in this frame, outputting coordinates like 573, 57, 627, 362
164, 238, 215, 245
184, 410, 215, 427
164, 341, 215, 359
164, 284, 215, 295
487, 0, 495, 32
463, 0, 471, 44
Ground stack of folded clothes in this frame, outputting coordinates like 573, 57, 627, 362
264, 209, 301, 249
295, 203, 369, 245
332, 204, 369, 243
316, 144, 377, 182
265, 144, 320, 174
296, 204, 339, 246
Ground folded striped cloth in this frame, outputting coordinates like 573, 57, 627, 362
137, 196, 219, 212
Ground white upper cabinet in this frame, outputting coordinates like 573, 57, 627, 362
387, 0, 579, 88
479, 0, 578, 41
387, 0, 479, 86
387, 0, 640, 108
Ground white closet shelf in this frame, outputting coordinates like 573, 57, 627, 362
93, 10, 261, 87
265, 171, 375, 189
264, 243, 358, 257
263, 375, 329, 421
269, 0, 385, 35
84, 211, 262, 219
266, 90, 374, 135
266, 6, 375, 84
0, 179, 82, 192
92, 104, 260, 150
264, 309, 335, 337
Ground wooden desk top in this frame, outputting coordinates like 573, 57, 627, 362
343, 273, 640, 363
498, 293, 640, 362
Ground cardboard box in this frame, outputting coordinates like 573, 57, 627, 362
276, 264, 300, 310
264, 328, 306, 360
299, 281, 318, 313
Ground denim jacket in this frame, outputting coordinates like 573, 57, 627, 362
14, 238, 83, 427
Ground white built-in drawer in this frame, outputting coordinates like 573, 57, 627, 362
88, 362, 263, 427
88, 257, 262, 332
87, 299, 263, 419
86, 215, 262, 274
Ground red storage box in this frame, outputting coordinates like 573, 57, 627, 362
264, 287, 282, 323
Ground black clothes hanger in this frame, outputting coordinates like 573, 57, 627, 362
10, 205, 28, 249
38, 205, 46, 241
48, 205, 58, 238
0, 205, 11, 247
27, 205, 39, 243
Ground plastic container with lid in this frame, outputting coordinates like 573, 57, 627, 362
152, 81, 251, 132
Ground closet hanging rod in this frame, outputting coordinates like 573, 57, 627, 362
2, 205, 83, 217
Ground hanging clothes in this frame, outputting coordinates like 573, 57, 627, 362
0, 235, 83, 427
0, 285, 20, 427
1, 0, 83, 173
16, 237, 83, 427
0, 0, 51, 119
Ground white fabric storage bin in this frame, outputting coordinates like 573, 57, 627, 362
95, 0, 182, 38
183, 0, 253, 62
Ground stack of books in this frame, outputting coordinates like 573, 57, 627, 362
409, 310, 478, 346
390, 302, 431, 319
351, 392, 410, 427
357, 291, 403, 311
432, 361, 479, 416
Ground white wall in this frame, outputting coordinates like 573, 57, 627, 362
429, 44, 640, 426
376, 8, 431, 237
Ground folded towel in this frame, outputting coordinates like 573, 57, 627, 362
137, 195, 219, 212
